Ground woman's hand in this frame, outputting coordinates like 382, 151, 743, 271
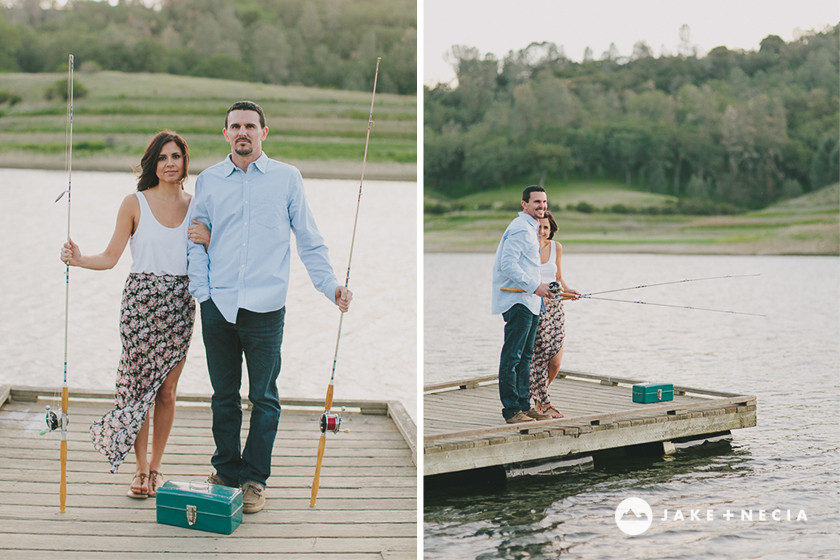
60, 239, 81, 266
562, 286, 581, 300
188, 220, 211, 246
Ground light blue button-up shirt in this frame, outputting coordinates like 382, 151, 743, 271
491, 212, 542, 316
187, 153, 339, 323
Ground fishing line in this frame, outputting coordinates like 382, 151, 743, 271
310, 57, 381, 508
578, 295, 765, 317
583, 274, 760, 297
565, 274, 764, 316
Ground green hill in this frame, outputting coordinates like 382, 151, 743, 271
0, 71, 416, 180
424, 183, 839, 255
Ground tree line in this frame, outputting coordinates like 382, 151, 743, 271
425, 25, 838, 208
0, 0, 416, 95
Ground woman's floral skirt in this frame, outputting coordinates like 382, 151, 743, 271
90, 273, 195, 473
529, 298, 565, 406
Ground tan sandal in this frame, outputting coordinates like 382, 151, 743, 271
544, 404, 565, 419
127, 472, 149, 499
148, 470, 165, 497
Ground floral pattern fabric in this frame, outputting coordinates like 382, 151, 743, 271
90, 273, 195, 473
529, 298, 565, 406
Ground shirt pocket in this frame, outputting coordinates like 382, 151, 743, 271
253, 204, 283, 229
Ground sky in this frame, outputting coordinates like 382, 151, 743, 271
422, 0, 840, 86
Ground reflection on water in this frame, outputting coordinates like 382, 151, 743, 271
424, 252, 839, 559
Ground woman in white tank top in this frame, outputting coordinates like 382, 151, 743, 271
60, 131, 207, 498
529, 210, 580, 418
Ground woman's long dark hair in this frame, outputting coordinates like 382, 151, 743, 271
136, 131, 189, 191
544, 210, 558, 240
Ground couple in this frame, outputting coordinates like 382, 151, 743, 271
491, 186, 579, 424
60, 101, 351, 513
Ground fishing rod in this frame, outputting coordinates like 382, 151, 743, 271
310, 56, 381, 508
43, 54, 74, 513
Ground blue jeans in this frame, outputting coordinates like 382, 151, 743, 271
499, 303, 540, 420
200, 299, 284, 487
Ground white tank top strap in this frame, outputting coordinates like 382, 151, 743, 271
539, 241, 557, 284
129, 191, 192, 276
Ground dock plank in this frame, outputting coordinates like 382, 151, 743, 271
0, 390, 416, 558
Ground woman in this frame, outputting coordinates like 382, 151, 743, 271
529, 210, 579, 418
61, 131, 205, 498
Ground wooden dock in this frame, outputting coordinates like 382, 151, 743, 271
0, 386, 416, 559
424, 370, 756, 477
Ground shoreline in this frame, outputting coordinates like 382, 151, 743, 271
424, 232, 840, 257
0, 156, 417, 183
424, 245, 840, 256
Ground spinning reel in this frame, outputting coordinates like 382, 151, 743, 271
40, 405, 68, 436
319, 407, 346, 434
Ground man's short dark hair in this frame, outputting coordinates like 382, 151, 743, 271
225, 100, 266, 129
522, 185, 546, 203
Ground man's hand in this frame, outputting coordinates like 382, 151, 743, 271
335, 286, 353, 313
534, 283, 553, 299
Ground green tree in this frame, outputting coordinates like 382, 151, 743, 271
250, 22, 291, 83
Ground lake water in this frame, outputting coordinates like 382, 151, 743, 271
0, 168, 417, 421
424, 252, 839, 559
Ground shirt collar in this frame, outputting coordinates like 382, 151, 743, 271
222, 152, 269, 176
519, 211, 539, 228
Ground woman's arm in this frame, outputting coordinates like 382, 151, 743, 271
60, 194, 137, 270
188, 220, 210, 248
555, 241, 580, 295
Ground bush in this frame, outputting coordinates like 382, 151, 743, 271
574, 201, 596, 213
676, 198, 740, 215
424, 201, 450, 215
74, 140, 108, 152
424, 200, 467, 214
44, 79, 89, 101
0, 91, 22, 106
780, 178, 803, 200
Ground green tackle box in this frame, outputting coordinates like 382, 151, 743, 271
156, 480, 243, 534
632, 382, 674, 404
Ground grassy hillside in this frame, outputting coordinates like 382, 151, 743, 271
0, 71, 416, 180
424, 183, 839, 255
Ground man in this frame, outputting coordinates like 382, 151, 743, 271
491, 186, 554, 424
187, 100, 352, 513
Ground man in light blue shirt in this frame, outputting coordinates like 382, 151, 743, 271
491, 186, 554, 424
187, 101, 352, 513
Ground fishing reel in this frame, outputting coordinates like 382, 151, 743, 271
319, 407, 346, 434
39, 405, 68, 436
547, 281, 579, 301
